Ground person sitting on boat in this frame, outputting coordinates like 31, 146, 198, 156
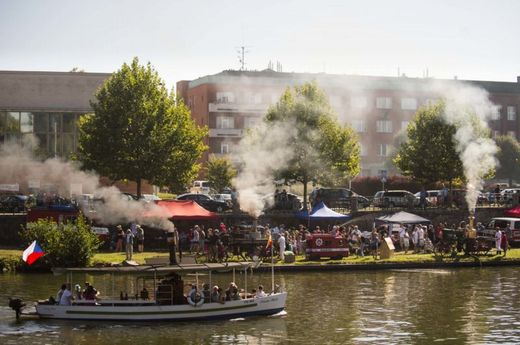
256, 285, 267, 298
202, 283, 211, 301
140, 287, 149, 300
229, 283, 241, 300
56, 283, 66, 304
59, 284, 73, 306
188, 285, 203, 305
74, 284, 82, 300
211, 286, 221, 303
218, 287, 226, 304
83, 282, 98, 300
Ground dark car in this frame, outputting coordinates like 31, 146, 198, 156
373, 190, 419, 208
309, 188, 369, 209
263, 191, 302, 211
0, 195, 28, 213
176, 193, 230, 212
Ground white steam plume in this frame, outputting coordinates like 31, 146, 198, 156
429, 81, 499, 211
232, 120, 299, 217
0, 139, 174, 230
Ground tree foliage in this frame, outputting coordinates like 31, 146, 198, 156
78, 57, 207, 196
393, 102, 464, 184
265, 81, 360, 205
206, 155, 236, 193
495, 135, 520, 185
21, 215, 100, 268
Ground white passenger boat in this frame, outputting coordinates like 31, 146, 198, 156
27, 262, 287, 321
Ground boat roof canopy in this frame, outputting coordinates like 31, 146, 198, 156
52, 262, 253, 276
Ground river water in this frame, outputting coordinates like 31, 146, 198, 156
1, 267, 519, 344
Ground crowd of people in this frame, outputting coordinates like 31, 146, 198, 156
54, 281, 99, 306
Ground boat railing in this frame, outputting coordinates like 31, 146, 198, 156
155, 284, 174, 305
73, 299, 156, 307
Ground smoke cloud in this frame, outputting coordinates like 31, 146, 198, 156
0, 138, 174, 230
429, 81, 499, 211
229, 74, 500, 215
232, 120, 299, 217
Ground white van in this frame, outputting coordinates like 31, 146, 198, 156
482, 217, 520, 245
191, 181, 211, 194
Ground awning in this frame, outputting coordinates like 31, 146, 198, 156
147, 200, 219, 220
296, 202, 351, 220
376, 211, 431, 225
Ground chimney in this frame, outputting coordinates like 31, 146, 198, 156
517, 76, 520, 83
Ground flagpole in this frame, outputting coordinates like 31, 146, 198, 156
271, 239, 274, 293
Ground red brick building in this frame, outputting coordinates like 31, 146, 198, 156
177, 70, 520, 177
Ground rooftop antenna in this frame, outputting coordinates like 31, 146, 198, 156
236, 45, 251, 71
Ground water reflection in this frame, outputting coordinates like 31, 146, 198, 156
1, 268, 520, 344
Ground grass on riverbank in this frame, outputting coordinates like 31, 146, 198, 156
2, 248, 520, 271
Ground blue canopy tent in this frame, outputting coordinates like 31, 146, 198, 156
296, 202, 351, 227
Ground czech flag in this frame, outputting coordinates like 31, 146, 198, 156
22, 240, 45, 265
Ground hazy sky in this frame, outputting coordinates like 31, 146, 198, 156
1, 0, 519, 88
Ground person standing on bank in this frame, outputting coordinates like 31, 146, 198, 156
167, 225, 180, 265
136, 225, 145, 253
278, 232, 286, 261
495, 227, 503, 255
125, 229, 134, 260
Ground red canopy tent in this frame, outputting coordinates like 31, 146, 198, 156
150, 200, 219, 220
504, 205, 520, 218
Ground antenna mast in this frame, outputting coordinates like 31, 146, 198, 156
237, 45, 250, 70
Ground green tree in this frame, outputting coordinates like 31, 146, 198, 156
21, 215, 100, 268
495, 135, 520, 186
393, 102, 464, 185
78, 57, 207, 197
265, 82, 360, 207
206, 155, 237, 193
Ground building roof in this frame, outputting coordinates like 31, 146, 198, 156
187, 69, 520, 95
0, 70, 111, 112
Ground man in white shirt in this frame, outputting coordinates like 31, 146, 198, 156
59, 284, 73, 306
256, 285, 267, 298
56, 283, 66, 304
278, 232, 286, 261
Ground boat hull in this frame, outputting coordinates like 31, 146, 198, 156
35, 292, 287, 321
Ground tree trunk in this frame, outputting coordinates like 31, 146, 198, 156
303, 174, 308, 210
136, 177, 142, 199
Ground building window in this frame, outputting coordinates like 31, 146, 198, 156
329, 95, 342, 108
20, 112, 34, 134
376, 120, 393, 133
508, 131, 517, 138
244, 117, 258, 129
220, 143, 229, 154
376, 97, 392, 109
351, 120, 367, 133
351, 96, 368, 109
401, 98, 417, 110
216, 116, 234, 129
359, 143, 367, 157
491, 106, 501, 120
507, 106, 517, 121
216, 92, 235, 104
378, 144, 389, 157
401, 121, 410, 131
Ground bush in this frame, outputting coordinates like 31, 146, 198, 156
20, 215, 101, 268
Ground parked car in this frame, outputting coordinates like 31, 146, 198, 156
176, 193, 230, 212
310, 188, 369, 209
211, 193, 232, 206
373, 190, 419, 208
140, 194, 162, 203
414, 190, 440, 206
480, 217, 520, 246
0, 194, 28, 213
500, 188, 520, 203
190, 180, 211, 194
263, 191, 302, 211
